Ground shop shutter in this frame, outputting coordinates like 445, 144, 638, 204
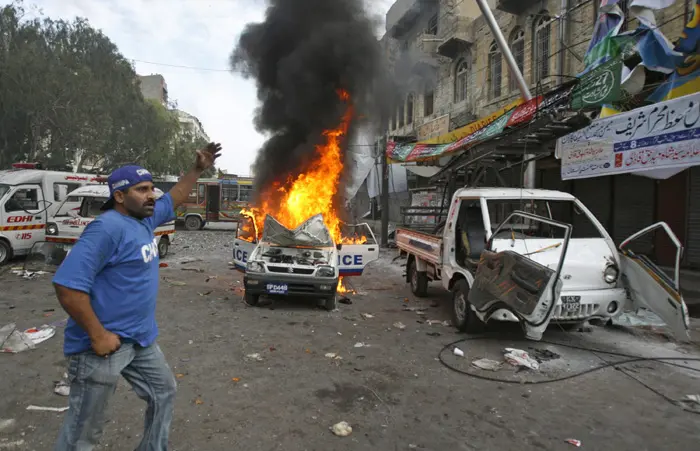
572, 176, 612, 237
612, 175, 655, 254
686, 167, 700, 266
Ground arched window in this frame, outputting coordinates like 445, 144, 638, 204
454, 57, 470, 103
398, 101, 405, 128
406, 93, 414, 125
509, 28, 525, 92
488, 41, 502, 99
533, 13, 551, 81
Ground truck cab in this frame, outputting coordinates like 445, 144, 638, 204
397, 188, 690, 341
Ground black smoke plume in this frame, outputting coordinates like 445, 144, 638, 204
230, 0, 384, 202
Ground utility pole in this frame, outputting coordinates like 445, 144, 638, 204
380, 134, 390, 247
474, 0, 536, 188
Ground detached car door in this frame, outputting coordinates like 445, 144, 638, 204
618, 222, 690, 341
232, 216, 257, 272
468, 211, 572, 341
338, 222, 380, 276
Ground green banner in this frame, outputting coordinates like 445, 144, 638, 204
572, 58, 623, 110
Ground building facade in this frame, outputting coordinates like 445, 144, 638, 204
372, 0, 698, 267
176, 109, 210, 142
138, 74, 169, 106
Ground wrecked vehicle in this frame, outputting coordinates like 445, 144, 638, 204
24, 185, 175, 270
232, 214, 379, 310
396, 188, 690, 341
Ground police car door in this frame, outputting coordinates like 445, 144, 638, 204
338, 223, 380, 276
2, 184, 47, 253
232, 215, 257, 272
618, 222, 690, 341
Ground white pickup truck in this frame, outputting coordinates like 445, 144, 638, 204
397, 187, 690, 341
232, 214, 379, 310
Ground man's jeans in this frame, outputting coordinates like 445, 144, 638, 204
54, 342, 177, 451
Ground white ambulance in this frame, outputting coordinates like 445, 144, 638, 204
0, 164, 101, 265
43, 184, 176, 259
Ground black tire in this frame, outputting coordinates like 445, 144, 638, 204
0, 240, 11, 265
409, 258, 429, 297
184, 216, 202, 231
245, 292, 260, 306
451, 279, 484, 333
325, 294, 337, 311
158, 237, 169, 259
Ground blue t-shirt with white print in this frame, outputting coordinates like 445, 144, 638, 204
53, 193, 175, 355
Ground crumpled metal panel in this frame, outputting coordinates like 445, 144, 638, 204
262, 214, 333, 247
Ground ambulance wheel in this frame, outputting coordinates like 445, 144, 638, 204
184, 216, 202, 231
245, 292, 260, 306
0, 240, 11, 265
409, 259, 428, 297
325, 294, 337, 311
158, 237, 169, 259
452, 279, 484, 333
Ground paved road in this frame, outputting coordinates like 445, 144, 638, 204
1, 232, 699, 450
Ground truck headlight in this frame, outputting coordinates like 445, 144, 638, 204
317, 265, 335, 277
246, 261, 265, 273
604, 264, 619, 284
46, 223, 58, 236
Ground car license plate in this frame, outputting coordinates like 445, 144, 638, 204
561, 295, 581, 312
266, 283, 288, 295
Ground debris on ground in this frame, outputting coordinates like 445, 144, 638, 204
360, 313, 374, 319
453, 347, 465, 357
403, 307, 427, 312
330, 421, 352, 437
565, 438, 582, 447
426, 319, 451, 326
0, 439, 25, 448
503, 348, 540, 371
393, 322, 406, 330
182, 268, 205, 273
471, 358, 503, 371
159, 263, 168, 268
529, 348, 561, 363
194, 398, 204, 405
678, 394, 700, 413
0, 419, 16, 432
1, 324, 56, 354
245, 353, 264, 362
339, 297, 352, 305
353, 342, 369, 348
198, 290, 213, 296
426, 332, 441, 337
325, 352, 342, 360
54, 378, 70, 397
26, 405, 68, 412
163, 278, 187, 286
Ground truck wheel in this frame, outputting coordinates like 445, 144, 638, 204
158, 237, 169, 259
0, 240, 11, 265
409, 259, 429, 297
245, 292, 260, 306
452, 279, 484, 333
185, 216, 202, 231
325, 294, 337, 311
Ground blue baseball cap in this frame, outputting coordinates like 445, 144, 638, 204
100, 165, 154, 211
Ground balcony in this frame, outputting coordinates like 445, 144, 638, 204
386, 0, 439, 39
409, 32, 442, 76
437, 17, 474, 59
496, 0, 538, 16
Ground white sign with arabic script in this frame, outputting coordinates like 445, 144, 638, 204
557, 92, 700, 180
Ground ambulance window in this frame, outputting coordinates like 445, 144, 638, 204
85, 197, 108, 218
53, 183, 81, 202
5, 188, 39, 212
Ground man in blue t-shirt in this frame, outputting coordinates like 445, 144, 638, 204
52, 143, 221, 451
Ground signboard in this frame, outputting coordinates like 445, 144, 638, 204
417, 114, 450, 141
571, 58, 622, 110
558, 92, 700, 180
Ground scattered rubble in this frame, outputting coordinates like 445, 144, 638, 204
393, 322, 406, 330
471, 358, 502, 371
565, 439, 582, 447
26, 405, 68, 413
503, 348, 539, 371
1, 324, 56, 354
330, 421, 352, 437
453, 347, 464, 357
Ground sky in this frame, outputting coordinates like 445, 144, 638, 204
26, 0, 395, 176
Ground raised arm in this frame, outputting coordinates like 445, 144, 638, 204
168, 142, 222, 208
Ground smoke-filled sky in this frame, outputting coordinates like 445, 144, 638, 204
25, 0, 395, 176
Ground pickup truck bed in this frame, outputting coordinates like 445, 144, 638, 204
395, 227, 443, 265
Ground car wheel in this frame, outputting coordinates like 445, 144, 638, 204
409, 258, 428, 297
185, 216, 202, 231
0, 240, 11, 265
451, 279, 484, 333
325, 294, 337, 311
158, 238, 169, 259
245, 292, 260, 306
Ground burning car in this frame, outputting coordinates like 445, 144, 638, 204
233, 213, 378, 310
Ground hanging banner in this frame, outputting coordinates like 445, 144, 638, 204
506, 96, 544, 127
558, 92, 700, 180
571, 58, 623, 109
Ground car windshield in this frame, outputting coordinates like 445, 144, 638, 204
0, 184, 9, 200
487, 199, 603, 239
262, 214, 333, 248
55, 195, 84, 217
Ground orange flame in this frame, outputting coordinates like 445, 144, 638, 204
240, 90, 366, 245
